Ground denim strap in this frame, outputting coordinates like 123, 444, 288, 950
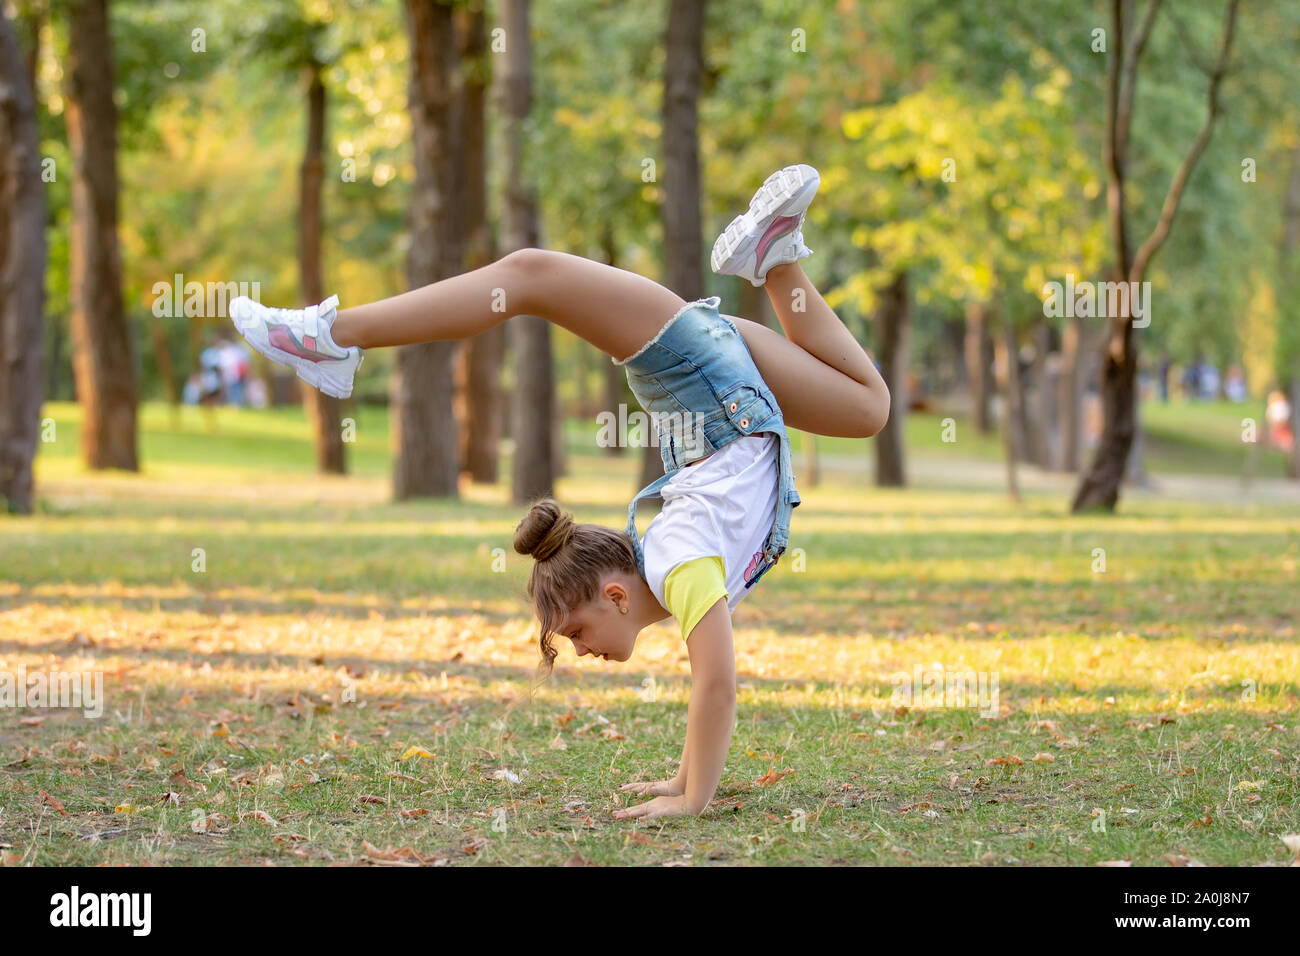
624, 470, 677, 578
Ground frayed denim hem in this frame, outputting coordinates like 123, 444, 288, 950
611, 296, 722, 367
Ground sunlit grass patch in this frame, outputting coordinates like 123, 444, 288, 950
2, 407, 1297, 865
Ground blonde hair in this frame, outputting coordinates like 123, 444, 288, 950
512, 497, 637, 683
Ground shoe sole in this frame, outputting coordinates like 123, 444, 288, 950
711, 164, 820, 280
229, 299, 362, 400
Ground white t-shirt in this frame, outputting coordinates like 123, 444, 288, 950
640, 433, 780, 616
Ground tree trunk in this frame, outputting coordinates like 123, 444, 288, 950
663, 0, 705, 305
1037, 319, 1064, 469
394, 0, 461, 500
640, 0, 708, 499
995, 316, 1022, 503
1072, 309, 1137, 511
600, 224, 626, 457
1025, 318, 1052, 467
1058, 312, 1083, 471
1073, 0, 1238, 512
453, 4, 503, 484
802, 432, 820, 487
737, 276, 774, 328
873, 271, 908, 487
65, 0, 137, 471
300, 59, 345, 474
552, 383, 566, 477
0, 6, 47, 513
1012, 339, 1033, 465
147, 322, 177, 406
498, 0, 553, 505
20, 4, 39, 95
964, 301, 993, 433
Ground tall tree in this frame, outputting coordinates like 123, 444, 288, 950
599, 223, 626, 458
500, 0, 554, 504
452, 4, 504, 484
1058, 313, 1086, 471
873, 270, 908, 486
1071, 0, 1241, 512
643, 0, 707, 492
394, 0, 462, 500
994, 302, 1023, 502
300, 47, 346, 474
963, 302, 994, 434
0, 3, 47, 513
64, 0, 136, 470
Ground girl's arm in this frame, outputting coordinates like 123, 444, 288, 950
613, 596, 736, 821
673, 734, 689, 790
681, 597, 737, 814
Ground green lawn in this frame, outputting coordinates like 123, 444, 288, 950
1, 402, 1297, 866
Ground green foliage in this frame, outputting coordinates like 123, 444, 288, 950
20, 0, 1300, 401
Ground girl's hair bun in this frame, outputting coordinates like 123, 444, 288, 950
513, 497, 575, 562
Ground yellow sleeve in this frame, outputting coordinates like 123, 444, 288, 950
662, 556, 729, 643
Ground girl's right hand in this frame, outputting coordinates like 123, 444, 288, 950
619, 777, 684, 797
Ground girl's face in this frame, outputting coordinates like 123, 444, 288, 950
555, 584, 639, 663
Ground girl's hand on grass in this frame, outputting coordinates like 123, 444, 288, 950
618, 777, 684, 798
613, 795, 691, 822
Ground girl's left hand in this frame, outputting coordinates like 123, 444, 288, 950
613, 795, 691, 822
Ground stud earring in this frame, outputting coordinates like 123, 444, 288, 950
620, 606, 628, 615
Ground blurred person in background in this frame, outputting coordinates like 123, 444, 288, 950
1266, 389, 1294, 453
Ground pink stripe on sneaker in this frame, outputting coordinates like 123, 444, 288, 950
754, 214, 800, 273
269, 325, 329, 363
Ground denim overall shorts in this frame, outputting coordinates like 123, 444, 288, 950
613, 295, 800, 592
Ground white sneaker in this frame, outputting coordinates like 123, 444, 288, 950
711, 164, 819, 286
228, 293, 363, 399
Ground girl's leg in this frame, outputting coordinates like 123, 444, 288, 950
330, 248, 686, 362
723, 261, 890, 438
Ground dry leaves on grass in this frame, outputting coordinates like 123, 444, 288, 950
754, 767, 795, 787
240, 810, 279, 826
360, 840, 446, 866
39, 791, 69, 817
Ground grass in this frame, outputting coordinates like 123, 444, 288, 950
0, 402, 1297, 866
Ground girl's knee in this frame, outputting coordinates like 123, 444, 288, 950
500, 247, 553, 278
499, 248, 551, 313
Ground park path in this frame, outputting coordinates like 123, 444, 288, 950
811, 451, 1300, 506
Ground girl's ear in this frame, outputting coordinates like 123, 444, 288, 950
602, 580, 629, 607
